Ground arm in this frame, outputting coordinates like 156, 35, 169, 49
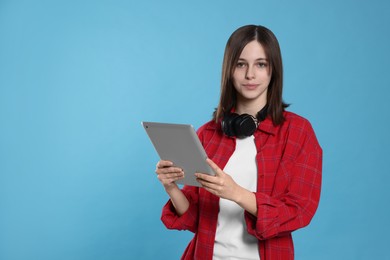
156, 160, 200, 232
245, 127, 322, 240
160, 185, 200, 232
235, 186, 257, 216
164, 184, 189, 216
155, 160, 189, 216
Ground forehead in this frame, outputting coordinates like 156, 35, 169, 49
239, 40, 267, 59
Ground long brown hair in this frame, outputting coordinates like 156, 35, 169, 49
213, 25, 288, 125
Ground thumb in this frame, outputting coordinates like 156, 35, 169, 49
206, 158, 223, 177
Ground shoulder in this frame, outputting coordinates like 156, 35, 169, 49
282, 111, 322, 152
258, 111, 313, 136
197, 120, 219, 134
283, 111, 314, 133
196, 120, 222, 145
284, 110, 309, 124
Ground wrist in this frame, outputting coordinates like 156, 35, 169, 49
233, 185, 245, 204
235, 187, 257, 216
164, 183, 179, 193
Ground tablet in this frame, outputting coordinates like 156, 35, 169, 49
142, 121, 215, 187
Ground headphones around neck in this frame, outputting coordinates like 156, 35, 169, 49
221, 106, 268, 138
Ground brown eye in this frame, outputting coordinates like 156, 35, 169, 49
236, 62, 246, 68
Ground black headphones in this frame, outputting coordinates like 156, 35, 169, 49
221, 106, 268, 138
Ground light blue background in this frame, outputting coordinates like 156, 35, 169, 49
1, 1, 389, 259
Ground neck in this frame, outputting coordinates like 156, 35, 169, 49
235, 102, 267, 117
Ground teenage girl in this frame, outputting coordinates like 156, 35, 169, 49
155, 25, 322, 260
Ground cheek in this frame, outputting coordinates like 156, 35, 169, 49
232, 70, 244, 82
260, 70, 272, 83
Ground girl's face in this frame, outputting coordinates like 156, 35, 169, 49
232, 40, 271, 109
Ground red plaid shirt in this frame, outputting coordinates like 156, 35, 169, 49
161, 111, 322, 260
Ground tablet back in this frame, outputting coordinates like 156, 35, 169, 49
142, 122, 214, 187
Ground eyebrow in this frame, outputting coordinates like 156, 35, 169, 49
238, 58, 268, 61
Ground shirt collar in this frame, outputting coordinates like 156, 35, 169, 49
257, 117, 276, 135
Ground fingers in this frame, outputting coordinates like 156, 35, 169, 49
196, 176, 222, 189
195, 172, 219, 184
188, 159, 238, 201
196, 174, 225, 198
156, 160, 173, 169
157, 171, 184, 184
155, 160, 184, 186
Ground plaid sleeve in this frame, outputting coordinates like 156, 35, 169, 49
161, 186, 199, 233
245, 120, 322, 240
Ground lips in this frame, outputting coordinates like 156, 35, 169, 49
243, 84, 259, 90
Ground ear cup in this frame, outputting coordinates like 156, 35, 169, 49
221, 113, 257, 137
233, 114, 257, 138
221, 113, 240, 137
221, 106, 268, 137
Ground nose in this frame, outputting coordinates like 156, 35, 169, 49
245, 65, 255, 79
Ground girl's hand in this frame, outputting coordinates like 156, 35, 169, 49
195, 158, 241, 202
155, 160, 184, 190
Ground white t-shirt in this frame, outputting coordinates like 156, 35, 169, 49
213, 136, 260, 260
